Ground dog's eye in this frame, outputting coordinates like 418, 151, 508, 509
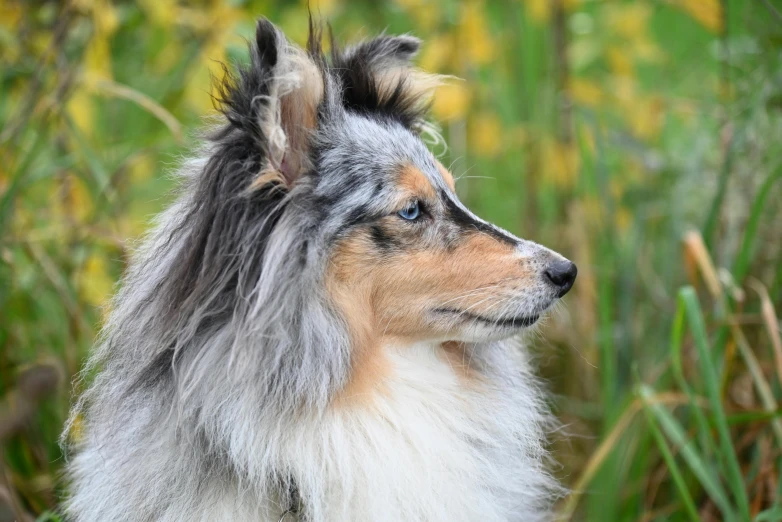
398, 201, 421, 221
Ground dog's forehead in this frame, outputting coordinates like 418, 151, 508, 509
315, 113, 446, 196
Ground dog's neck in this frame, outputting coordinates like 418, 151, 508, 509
250, 339, 557, 521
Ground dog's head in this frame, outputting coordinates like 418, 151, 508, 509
187, 21, 576, 356
207, 19, 576, 349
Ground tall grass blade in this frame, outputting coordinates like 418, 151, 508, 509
747, 279, 782, 391
730, 323, 782, 447
670, 293, 720, 460
733, 163, 782, 282
703, 130, 737, 249
680, 286, 751, 519
556, 393, 695, 520
639, 386, 701, 522
638, 384, 737, 521
0, 130, 45, 235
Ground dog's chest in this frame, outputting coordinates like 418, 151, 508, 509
273, 343, 553, 521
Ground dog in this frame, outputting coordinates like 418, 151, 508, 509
62, 18, 577, 522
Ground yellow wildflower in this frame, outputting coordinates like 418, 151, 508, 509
52, 174, 94, 224
606, 46, 634, 77
677, 0, 723, 33
67, 91, 95, 137
568, 78, 603, 107
629, 95, 665, 141
138, 0, 178, 27
525, 0, 551, 23
525, 0, 580, 24
632, 35, 664, 63
469, 113, 503, 157
431, 82, 472, 121
542, 138, 580, 188
420, 34, 454, 73
128, 153, 155, 184
459, 2, 496, 66
92, 0, 118, 35
80, 253, 114, 307
395, 0, 439, 31
0, 1, 21, 29
605, 3, 652, 40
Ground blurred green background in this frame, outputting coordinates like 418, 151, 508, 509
1, 0, 781, 520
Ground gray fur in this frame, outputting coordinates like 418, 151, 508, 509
62, 19, 570, 521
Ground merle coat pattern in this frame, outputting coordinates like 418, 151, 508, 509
62, 18, 575, 522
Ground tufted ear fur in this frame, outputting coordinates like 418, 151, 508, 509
332, 34, 444, 134
215, 18, 324, 189
213, 20, 446, 190
343, 34, 422, 66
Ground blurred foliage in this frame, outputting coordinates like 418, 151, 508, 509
1, 0, 781, 520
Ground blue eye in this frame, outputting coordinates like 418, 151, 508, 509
398, 201, 421, 221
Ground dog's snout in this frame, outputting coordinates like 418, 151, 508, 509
544, 260, 577, 297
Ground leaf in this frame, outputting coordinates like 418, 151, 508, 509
640, 387, 701, 522
670, 291, 720, 467
679, 287, 751, 520
35, 511, 63, 522
756, 506, 782, 522
639, 384, 737, 521
733, 163, 782, 282
556, 392, 696, 521
91, 79, 184, 143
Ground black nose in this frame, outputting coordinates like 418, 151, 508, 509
544, 260, 577, 297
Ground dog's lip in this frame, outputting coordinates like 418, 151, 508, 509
433, 308, 540, 328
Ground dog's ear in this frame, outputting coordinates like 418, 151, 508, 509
344, 35, 422, 67
216, 19, 324, 189
255, 19, 324, 188
333, 34, 441, 133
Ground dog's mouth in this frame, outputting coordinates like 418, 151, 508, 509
434, 308, 540, 329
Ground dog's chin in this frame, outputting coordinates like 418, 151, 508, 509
433, 307, 544, 342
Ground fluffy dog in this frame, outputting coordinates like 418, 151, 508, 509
63, 18, 577, 522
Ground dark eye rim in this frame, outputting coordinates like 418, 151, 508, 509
397, 200, 423, 221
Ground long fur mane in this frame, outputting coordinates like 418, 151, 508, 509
62, 18, 560, 522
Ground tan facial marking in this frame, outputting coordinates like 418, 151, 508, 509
328, 219, 533, 407
398, 163, 438, 200
436, 160, 456, 191
366, 232, 527, 339
328, 278, 392, 408
327, 234, 391, 407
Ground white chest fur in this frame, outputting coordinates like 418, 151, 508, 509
263, 341, 557, 521
65, 341, 556, 522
